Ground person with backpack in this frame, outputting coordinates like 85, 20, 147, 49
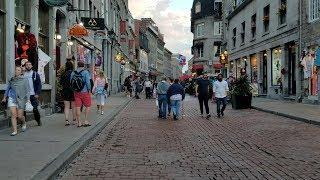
92, 70, 108, 115
70, 61, 92, 127
24, 61, 42, 126
60, 60, 76, 126
157, 77, 170, 119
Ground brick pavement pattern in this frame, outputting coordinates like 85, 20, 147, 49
59, 97, 320, 180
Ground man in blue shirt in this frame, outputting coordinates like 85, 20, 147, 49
70, 61, 92, 127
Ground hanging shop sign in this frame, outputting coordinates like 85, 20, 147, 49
81, 17, 105, 30
69, 24, 89, 37
43, 0, 69, 7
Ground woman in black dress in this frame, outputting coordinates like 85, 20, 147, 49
61, 60, 76, 126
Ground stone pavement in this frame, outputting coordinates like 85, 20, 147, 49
252, 97, 320, 125
0, 94, 130, 180
59, 96, 320, 180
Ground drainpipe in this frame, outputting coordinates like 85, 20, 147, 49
298, 0, 303, 102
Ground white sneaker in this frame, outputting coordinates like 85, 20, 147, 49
101, 111, 104, 115
22, 123, 27, 132
10, 132, 17, 136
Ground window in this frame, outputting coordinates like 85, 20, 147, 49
214, 42, 221, 57
241, 21, 245, 44
263, 5, 270, 32
197, 46, 204, 58
214, 1, 222, 18
94, 6, 96, 18
38, 2, 49, 84
232, 27, 237, 48
214, 21, 222, 35
195, 2, 201, 13
309, 0, 320, 22
15, 0, 30, 23
196, 23, 205, 37
0, 3, 5, 83
279, 0, 287, 24
251, 14, 256, 38
89, 0, 93, 17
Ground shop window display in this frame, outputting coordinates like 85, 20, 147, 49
272, 49, 282, 86
300, 48, 318, 96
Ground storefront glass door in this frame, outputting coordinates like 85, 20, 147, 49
262, 52, 268, 94
288, 43, 296, 95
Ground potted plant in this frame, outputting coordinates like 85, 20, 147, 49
263, 16, 269, 22
230, 74, 253, 109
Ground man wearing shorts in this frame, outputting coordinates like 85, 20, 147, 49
70, 61, 92, 127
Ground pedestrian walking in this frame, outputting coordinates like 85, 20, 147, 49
92, 71, 108, 115
60, 60, 76, 126
157, 77, 170, 119
134, 77, 143, 99
70, 61, 92, 127
195, 74, 211, 119
167, 79, 185, 120
124, 75, 133, 97
213, 74, 229, 118
2, 66, 30, 136
167, 78, 174, 116
24, 61, 42, 126
144, 78, 152, 99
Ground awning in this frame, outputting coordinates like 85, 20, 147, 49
192, 64, 204, 71
180, 74, 193, 81
213, 63, 223, 69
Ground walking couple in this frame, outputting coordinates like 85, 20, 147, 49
157, 77, 185, 120
1, 61, 42, 136
196, 73, 229, 119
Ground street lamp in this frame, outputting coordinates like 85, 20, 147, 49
107, 30, 117, 94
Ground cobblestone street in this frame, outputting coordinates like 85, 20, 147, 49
59, 97, 320, 180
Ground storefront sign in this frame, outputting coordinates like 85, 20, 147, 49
69, 24, 89, 37
38, 49, 51, 83
81, 17, 105, 30
43, 0, 69, 7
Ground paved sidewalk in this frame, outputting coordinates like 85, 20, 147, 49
0, 95, 131, 180
252, 97, 320, 125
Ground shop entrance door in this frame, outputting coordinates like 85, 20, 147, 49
262, 52, 268, 94
288, 43, 296, 95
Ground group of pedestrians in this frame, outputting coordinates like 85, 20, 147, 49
1, 59, 109, 136
1, 61, 42, 136
156, 77, 185, 120
61, 60, 108, 127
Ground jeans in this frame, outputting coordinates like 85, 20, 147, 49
170, 100, 181, 117
216, 97, 227, 115
158, 95, 168, 118
198, 95, 209, 115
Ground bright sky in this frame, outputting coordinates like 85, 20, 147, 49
128, 0, 194, 72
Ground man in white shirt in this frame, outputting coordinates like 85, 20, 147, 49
213, 74, 229, 118
144, 78, 152, 99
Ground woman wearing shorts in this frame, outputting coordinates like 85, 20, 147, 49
2, 66, 30, 136
60, 60, 76, 126
93, 71, 108, 115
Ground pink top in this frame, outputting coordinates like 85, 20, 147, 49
92, 77, 108, 92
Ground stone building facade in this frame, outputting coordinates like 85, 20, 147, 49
224, 0, 301, 100
191, 0, 223, 75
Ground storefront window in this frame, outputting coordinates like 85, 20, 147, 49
272, 48, 282, 86
15, 0, 29, 23
39, 2, 49, 84
250, 55, 258, 83
0, 4, 5, 83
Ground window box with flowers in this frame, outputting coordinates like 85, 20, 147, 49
278, 4, 286, 15
263, 16, 269, 22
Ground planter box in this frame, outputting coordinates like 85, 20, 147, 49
231, 95, 252, 109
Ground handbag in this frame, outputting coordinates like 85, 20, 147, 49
25, 101, 33, 112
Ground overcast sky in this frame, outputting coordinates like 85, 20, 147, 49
128, 0, 193, 71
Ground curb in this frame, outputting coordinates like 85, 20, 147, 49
31, 98, 133, 180
251, 106, 320, 126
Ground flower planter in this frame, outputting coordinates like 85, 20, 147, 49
231, 94, 252, 109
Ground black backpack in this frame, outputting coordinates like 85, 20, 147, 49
61, 70, 72, 89
71, 70, 85, 92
